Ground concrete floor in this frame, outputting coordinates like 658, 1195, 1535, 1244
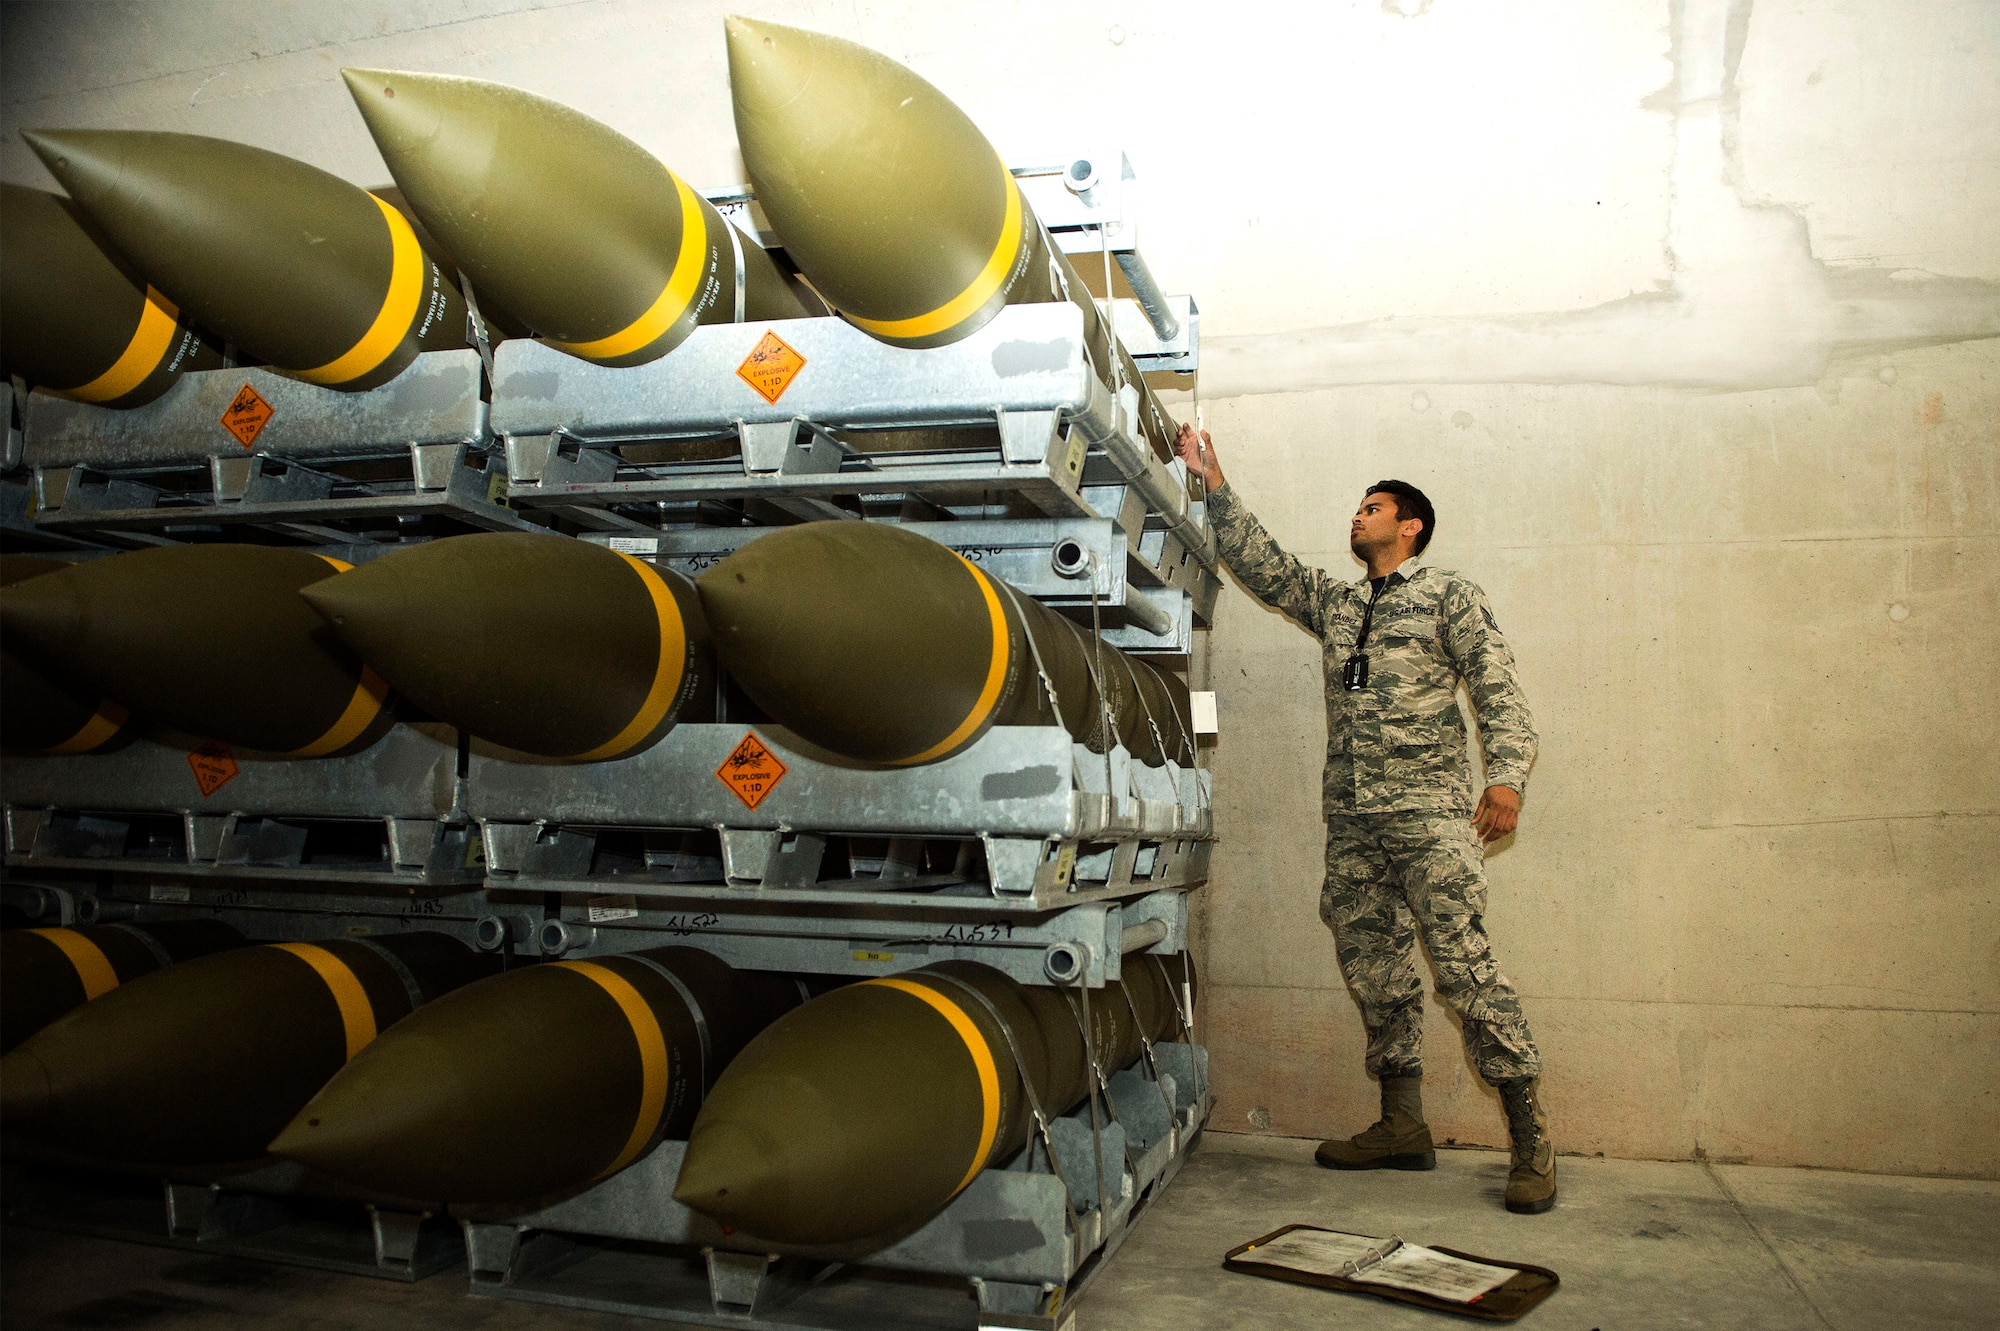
4, 1134, 1996, 1330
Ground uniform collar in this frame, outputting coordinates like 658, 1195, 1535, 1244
1360, 555, 1422, 590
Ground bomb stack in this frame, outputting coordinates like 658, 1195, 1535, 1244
1, 18, 1214, 1326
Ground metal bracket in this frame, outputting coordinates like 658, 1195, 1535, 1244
997, 409, 1061, 466
506, 432, 618, 489
481, 821, 597, 878
718, 828, 828, 888
706, 1248, 776, 1316
369, 1207, 429, 1274
34, 465, 158, 515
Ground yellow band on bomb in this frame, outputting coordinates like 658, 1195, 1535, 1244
865, 977, 1001, 1197
274, 943, 378, 1061
562, 960, 671, 1178
843, 159, 1023, 342
893, 554, 1010, 766
294, 195, 427, 386
546, 170, 710, 362
63, 287, 182, 403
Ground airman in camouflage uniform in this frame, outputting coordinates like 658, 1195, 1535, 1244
1176, 423, 1556, 1214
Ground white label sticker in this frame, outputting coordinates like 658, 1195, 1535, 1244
587, 894, 639, 924
607, 537, 659, 555
149, 884, 191, 903
1189, 691, 1220, 737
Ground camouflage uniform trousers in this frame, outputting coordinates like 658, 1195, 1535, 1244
1321, 808, 1541, 1085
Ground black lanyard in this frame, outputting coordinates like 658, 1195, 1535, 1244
1343, 573, 1401, 692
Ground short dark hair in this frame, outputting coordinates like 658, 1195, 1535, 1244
1366, 480, 1435, 555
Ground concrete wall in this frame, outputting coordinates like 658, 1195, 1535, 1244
4, 0, 1994, 1174
1196, 342, 1999, 1176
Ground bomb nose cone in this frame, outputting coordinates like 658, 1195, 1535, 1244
339, 68, 444, 142
726, 18, 1024, 346
673, 1118, 791, 1221
340, 65, 810, 363
27, 127, 465, 391
19, 129, 111, 185
267, 1028, 453, 1191
5, 546, 389, 755
300, 533, 712, 760
696, 522, 1021, 765
0, 1047, 56, 1134
296, 574, 366, 630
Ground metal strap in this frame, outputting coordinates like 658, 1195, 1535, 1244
104, 922, 171, 968
724, 216, 748, 325
991, 577, 1067, 732
1058, 977, 1128, 1207
349, 937, 427, 1014
458, 274, 497, 389
1152, 953, 1209, 1108
621, 952, 712, 1090
924, 971, 1080, 1235
1117, 968, 1181, 1127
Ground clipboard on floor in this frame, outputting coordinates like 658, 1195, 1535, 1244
1224, 1223, 1559, 1321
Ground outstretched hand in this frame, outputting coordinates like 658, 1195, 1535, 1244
1473, 785, 1521, 843
1174, 422, 1224, 490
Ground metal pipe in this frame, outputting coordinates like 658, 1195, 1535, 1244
1115, 250, 1182, 343
1120, 918, 1169, 954
1120, 590, 1174, 638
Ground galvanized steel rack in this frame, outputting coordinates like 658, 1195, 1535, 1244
1, 726, 481, 889
492, 303, 1218, 595
14, 350, 534, 545
472, 724, 1209, 910
525, 887, 1190, 992
3, 1161, 464, 1283
1, 206, 1215, 1327
456, 1043, 1211, 1331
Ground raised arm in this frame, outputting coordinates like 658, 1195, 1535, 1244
1441, 577, 1539, 833
1176, 424, 1332, 634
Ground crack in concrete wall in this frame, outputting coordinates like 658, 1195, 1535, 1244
1200, 0, 2000, 397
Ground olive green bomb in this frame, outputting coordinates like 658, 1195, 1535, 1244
0, 183, 220, 407
0, 555, 128, 755
1, 919, 244, 1054
674, 955, 1192, 1246
22, 129, 466, 391
0, 546, 391, 756
342, 68, 818, 367
0, 932, 493, 1170
299, 532, 714, 760
270, 947, 802, 1204
725, 17, 1049, 350
696, 522, 1193, 767
725, 18, 1185, 464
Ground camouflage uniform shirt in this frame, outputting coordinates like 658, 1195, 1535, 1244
1206, 484, 1537, 814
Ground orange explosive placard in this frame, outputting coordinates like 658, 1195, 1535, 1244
186, 740, 240, 799
735, 329, 806, 405
717, 732, 787, 810
221, 383, 275, 449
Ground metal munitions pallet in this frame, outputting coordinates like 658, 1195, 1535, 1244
531, 887, 1190, 991
0, 877, 516, 958
589, 511, 1213, 652
491, 303, 1217, 569
15, 350, 536, 543
4, 1161, 462, 1282
1, 725, 481, 888
471, 725, 1211, 910
0, 874, 1185, 996
459, 1043, 1210, 1330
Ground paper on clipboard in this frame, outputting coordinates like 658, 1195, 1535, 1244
1244, 1227, 1516, 1303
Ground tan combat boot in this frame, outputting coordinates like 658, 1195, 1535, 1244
1499, 1076, 1556, 1213
1315, 1074, 1437, 1170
